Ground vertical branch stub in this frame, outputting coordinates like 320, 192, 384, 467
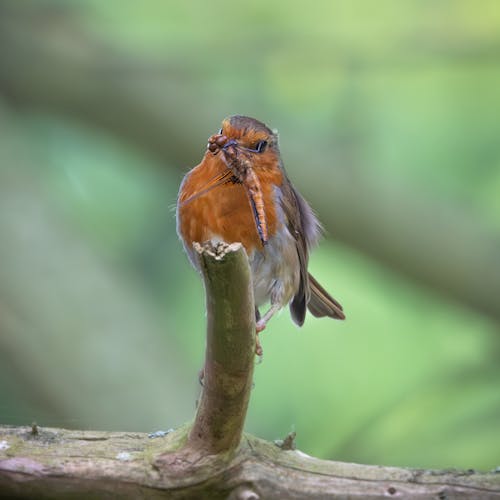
188, 241, 256, 454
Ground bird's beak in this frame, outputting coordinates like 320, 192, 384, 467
222, 139, 239, 151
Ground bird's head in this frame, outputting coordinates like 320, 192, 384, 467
207, 115, 280, 175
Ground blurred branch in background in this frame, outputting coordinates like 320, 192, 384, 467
0, 129, 193, 430
1, 2, 499, 324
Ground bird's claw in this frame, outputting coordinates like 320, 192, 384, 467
255, 323, 265, 361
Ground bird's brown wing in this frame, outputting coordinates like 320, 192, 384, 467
278, 175, 318, 326
279, 173, 345, 324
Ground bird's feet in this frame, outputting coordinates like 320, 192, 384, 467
255, 320, 267, 360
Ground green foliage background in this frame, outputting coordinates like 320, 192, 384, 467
0, 0, 499, 470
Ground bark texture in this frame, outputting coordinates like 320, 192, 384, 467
187, 242, 255, 454
1, 425, 499, 499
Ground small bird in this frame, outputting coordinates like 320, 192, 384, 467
177, 115, 344, 353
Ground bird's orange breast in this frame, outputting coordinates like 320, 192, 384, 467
178, 152, 284, 253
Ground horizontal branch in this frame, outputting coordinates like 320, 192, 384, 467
1, 425, 499, 499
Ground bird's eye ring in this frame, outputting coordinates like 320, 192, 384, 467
218, 128, 223, 135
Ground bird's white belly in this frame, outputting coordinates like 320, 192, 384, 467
248, 226, 300, 308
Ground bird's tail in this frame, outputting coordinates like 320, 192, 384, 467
307, 273, 345, 320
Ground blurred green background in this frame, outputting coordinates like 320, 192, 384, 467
0, 0, 499, 470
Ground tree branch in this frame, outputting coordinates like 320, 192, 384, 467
1, 426, 499, 499
187, 242, 255, 454
1, 244, 499, 498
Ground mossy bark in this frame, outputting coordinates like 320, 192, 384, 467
1, 425, 500, 499
186, 242, 255, 454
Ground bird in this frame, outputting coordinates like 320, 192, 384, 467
176, 115, 345, 354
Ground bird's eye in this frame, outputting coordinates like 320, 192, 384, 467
254, 140, 268, 153
218, 128, 223, 135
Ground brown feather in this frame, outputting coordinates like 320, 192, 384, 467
307, 273, 345, 320
278, 175, 316, 325
278, 171, 345, 324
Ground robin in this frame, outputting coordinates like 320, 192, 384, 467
177, 115, 345, 354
